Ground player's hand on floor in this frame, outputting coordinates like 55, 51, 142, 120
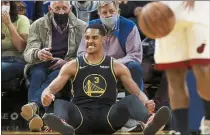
42, 93, 55, 107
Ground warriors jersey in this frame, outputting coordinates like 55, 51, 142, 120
71, 55, 117, 107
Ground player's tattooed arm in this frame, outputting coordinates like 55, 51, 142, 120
113, 60, 149, 103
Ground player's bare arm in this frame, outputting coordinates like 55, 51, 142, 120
42, 60, 77, 96
113, 60, 149, 103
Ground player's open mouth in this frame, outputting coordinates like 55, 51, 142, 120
87, 45, 95, 49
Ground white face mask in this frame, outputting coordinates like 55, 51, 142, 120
2, 5, 10, 13
100, 14, 119, 29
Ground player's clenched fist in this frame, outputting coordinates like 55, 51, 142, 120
144, 100, 155, 113
41, 92, 55, 107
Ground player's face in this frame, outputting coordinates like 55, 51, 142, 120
84, 29, 104, 54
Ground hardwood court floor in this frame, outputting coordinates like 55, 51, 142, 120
2, 131, 168, 135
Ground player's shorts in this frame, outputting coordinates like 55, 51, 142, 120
54, 99, 122, 134
155, 1, 210, 70
74, 105, 117, 134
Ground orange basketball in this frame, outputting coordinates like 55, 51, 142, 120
138, 2, 176, 39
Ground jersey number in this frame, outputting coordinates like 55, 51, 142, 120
94, 77, 99, 83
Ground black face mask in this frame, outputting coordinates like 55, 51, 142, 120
53, 13, 68, 27
79, 1, 86, 4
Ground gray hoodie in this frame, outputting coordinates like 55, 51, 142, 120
71, 1, 99, 23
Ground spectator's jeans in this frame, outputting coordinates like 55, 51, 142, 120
1, 56, 25, 82
28, 63, 62, 107
125, 61, 143, 91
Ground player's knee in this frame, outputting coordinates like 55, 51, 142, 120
54, 99, 69, 110
193, 64, 210, 81
166, 69, 187, 90
193, 65, 210, 99
125, 95, 139, 104
124, 95, 147, 112
130, 95, 139, 100
193, 65, 210, 86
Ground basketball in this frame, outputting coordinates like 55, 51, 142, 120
138, 2, 176, 39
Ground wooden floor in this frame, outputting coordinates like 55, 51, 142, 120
2, 131, 167, 135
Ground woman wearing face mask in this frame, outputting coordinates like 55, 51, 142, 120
1, 1, 30, 85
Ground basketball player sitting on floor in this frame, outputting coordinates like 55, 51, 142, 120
137, 1, 210, 135
41, 24, 171, 135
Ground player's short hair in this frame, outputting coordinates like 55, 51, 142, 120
85, 24, 106, 36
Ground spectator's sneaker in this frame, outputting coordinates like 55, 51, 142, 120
29, 114, 43, 132
143, 106, 171, 135
120, 119, 144, 132
43, 113, 75, 135
20, 102, 38, 121
200, 117, 210, 134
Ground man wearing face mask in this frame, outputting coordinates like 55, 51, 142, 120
21, 1, 87, 132
44, 1, 99, 23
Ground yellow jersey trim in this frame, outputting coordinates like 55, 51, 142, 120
83, 55, 106, 66
72, 58, 79, 82
110, 57, 117, 82
74, 104, 84, 130
107, 105, 116, 131
70, 80, 74, 97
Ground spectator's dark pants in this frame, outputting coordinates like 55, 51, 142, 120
125, 61, 144, 91
28, 63, 59, 106
1, 56, 25, 82
28, 62, 71, 112
27, 63, 71, 111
